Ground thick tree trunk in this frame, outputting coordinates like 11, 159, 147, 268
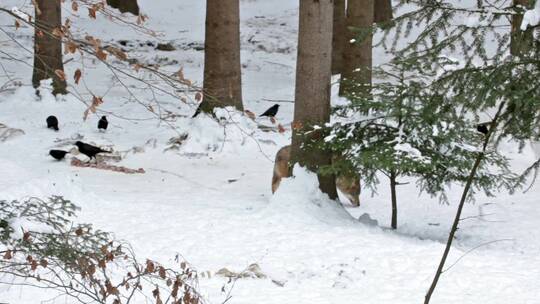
511, 0, 534, 56
201, 0, 243, 114
331, 0, 346, 75
291, 0, 337, 200
32, 0, 67, 95
106, 0, 140, 16
390, 171, 397, 229
374, 0, 393, 23
339, 0, 374, 97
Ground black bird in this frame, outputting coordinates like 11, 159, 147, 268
49, 149, 69, 161
75, 141, 111, 160
259, 104, 280, 118
476, 123, 489, 135
46, 115, 59, 131
98, 116, 108, 131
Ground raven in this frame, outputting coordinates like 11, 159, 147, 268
259, 104, 280, 117
46, 115, 59, 131
75, 141, 111, 160
476, 123, 489, 135
49, 149, 68, 160
98, 116, 108, 131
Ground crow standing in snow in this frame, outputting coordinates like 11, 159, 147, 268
75, 141, 111, 160
98, 116, 108, 131
259, 104, 280, 118
46, 115, 59, 131
49, 149, 69, 160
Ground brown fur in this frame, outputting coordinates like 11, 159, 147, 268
271, 145, 361, 206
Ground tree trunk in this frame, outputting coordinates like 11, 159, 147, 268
374, 0, 393, 23
201, 0, 243, 114
511, 0, 534, 56
331, 0, 346, 75
106, 0, 140, 16
339, 0, 374, 97
32, 0, 67, 95
291, 0, 337, 200
390, 171, 398, 229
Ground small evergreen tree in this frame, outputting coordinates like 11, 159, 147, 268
325, 0, 540, 300
324, 64, 516, 229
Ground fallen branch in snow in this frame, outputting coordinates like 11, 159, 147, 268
261, 98, 294, 103
71, 158, 145, 174
215, 263, 285, 287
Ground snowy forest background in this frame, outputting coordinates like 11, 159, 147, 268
0, 0, 539, 303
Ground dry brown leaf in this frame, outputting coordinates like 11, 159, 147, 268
278, 124, 286, 133
3, 250, 12, 260
194, 92, 202, 102
244, 110, 256, 120
65, 41, 78, 54
96, 48, 108, 61
88, 7, 96, 19
146, 260, 155, 273
176, 68, 184, 80
74, 69, 82, 85
72, 1, 78, 12
106, 46, 127, 61
31, 260, 38, 271
83, 108, 90, 121
270, 116, 277, 124
158, 266, 166, 279
14, 19, 20, 30
152, 286, 160, 298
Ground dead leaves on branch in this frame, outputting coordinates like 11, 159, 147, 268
104, 46, 128, 61
83, 95, 103, 121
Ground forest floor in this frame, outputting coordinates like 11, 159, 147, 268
1, 0, 539, 303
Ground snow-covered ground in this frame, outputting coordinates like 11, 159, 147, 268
1, 0, 539, 303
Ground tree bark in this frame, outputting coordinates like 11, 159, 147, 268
331, 0, 346, 75
291, 0, 337, 200
201, 0, 243, 114
374, 0, 393, 23
32, 0, 67, 95
339, 0, 374, 97
511, 0, 534, 56
390, 171, 398, 229
106, 0, 140, 16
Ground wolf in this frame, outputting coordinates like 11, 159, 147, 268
271, 145, 361, 206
